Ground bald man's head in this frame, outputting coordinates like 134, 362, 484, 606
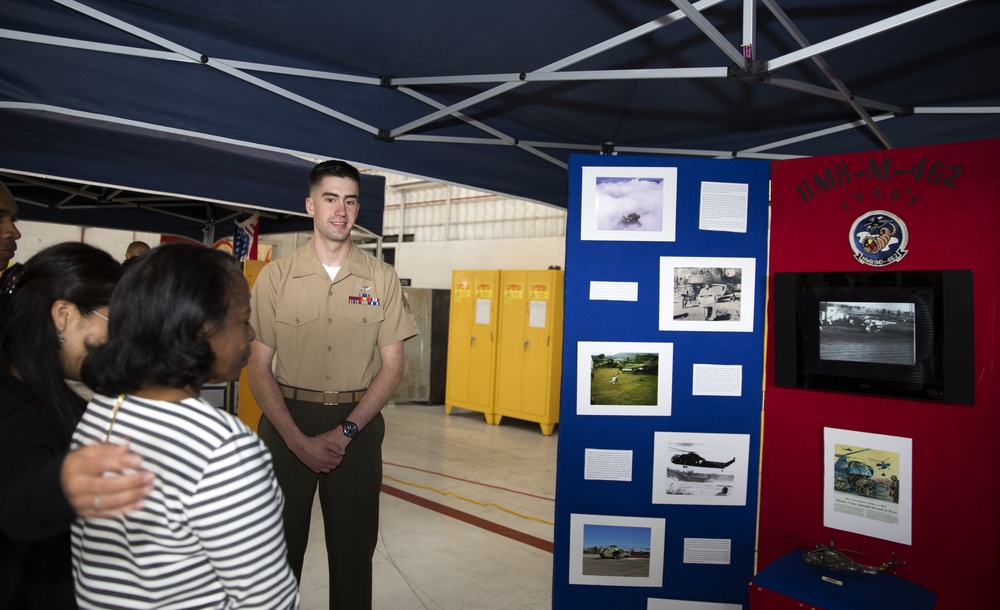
125, 241, 151, 260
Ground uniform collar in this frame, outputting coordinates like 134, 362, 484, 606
291, 239, 372, 282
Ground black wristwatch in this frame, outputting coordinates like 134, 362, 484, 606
342, 420, 359, 439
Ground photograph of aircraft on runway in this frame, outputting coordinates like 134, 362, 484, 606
581, 524, 652, 578
569, 514, 665, 587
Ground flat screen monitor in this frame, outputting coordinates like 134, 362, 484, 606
774, 270, 973, 404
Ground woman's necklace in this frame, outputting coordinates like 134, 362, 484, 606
103, 393, 126, 443
102, 388, 199, 443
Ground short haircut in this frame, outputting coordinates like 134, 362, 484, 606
0, 242, 122, 435
125, 241, 150, 255
309, 159, 360, 192
82, 243, 244, 395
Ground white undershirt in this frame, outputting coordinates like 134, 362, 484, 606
323, 264, 341, 281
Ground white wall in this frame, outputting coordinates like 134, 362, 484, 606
12, 222, 566, 291
12, 220, 160, 265
387, 237, 566, 289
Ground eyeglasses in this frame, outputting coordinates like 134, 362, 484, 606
93, 310, 109, 321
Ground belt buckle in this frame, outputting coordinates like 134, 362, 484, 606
322, 391, 339, 406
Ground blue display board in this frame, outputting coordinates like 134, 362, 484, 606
552, 155, 771, 608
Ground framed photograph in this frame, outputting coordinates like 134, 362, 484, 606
568, 513, 666, 587
652, 432, 751, 506
580, 166, 678, 242
576, 341, 673, 416
823, 427, 912, 545
659, 256, 756, 333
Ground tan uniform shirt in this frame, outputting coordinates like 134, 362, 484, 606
250, 239, 418, 392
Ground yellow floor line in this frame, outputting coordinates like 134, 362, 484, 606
382, 474, 554, 526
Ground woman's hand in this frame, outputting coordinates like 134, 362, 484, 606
60, 444, 154, 517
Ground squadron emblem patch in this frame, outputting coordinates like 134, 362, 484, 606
849, 210, 908, 267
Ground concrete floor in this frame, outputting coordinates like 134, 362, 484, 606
298, 402, 557, 609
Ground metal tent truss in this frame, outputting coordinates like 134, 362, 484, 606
0, 0, 997, 212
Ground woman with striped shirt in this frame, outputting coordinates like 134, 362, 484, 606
71, 243, 299, 609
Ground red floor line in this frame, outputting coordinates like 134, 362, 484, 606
382, 460, 555, 502
381, 483, 554, 554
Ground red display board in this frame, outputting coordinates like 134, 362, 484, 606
760, 139, 1000, 609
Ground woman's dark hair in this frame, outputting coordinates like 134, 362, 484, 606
82, 243, 243, 395
0, 242, 123, 436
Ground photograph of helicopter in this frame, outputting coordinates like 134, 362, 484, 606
824, 428, 911, 545
598, 545, 633, 559
592, 175, 666, 233
833, 445, 900, 503
795, 538, 904, 578
569, 514, 665, 587
580, 524, 652, 578
670, 450, 736, 470
652, 432, 751, 505
658, 256, 757, 333
666, 446, 737, 491
671, 267, 743, 322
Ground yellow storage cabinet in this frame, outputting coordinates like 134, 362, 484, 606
236, 259, 269, 432
494, 269, 563, 435
445, 270, 500, 424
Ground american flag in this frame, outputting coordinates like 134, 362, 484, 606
232, 212, 260, 262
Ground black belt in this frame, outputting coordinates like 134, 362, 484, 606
279, 384, 366, 406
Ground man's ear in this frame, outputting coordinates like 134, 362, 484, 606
305, 197, 315, 217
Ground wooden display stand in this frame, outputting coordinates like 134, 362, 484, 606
494, 269, 563, 435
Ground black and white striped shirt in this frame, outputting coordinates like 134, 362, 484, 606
70, 394, 300, 609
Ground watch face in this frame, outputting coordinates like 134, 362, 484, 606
343, 421, 359, 438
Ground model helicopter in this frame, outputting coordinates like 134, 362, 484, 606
799, 539, 904, 577
670, 447, 736, 469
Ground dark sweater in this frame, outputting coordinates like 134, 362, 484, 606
0, 376, 81, 609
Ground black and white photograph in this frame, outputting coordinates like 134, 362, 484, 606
659, 256, 756, 332
576, 341, 673, 416
580, 166, 677, 242
652, 432, 751, 506
818, 300, 917, 365
568, 514, 665, 587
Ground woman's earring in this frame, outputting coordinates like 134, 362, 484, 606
58, 332, 65, 346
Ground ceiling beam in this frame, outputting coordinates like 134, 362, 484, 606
766, 0, 972, 72
387, 0, 727, 138
761, 0, 893, 149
